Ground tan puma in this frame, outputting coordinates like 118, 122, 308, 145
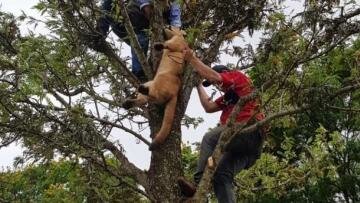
123, 28, 187, 150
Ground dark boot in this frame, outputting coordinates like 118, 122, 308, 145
178, 177, 197, 198
122, 99, 134, 109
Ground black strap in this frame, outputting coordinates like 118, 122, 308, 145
223, 89, 240, 105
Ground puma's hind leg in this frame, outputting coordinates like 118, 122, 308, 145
123, 81, 153, 109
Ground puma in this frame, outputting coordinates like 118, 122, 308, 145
123, 28, 187, 150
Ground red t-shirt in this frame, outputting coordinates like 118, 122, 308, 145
214, 71, 265, 125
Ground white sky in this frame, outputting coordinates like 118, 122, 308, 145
0, 0, 307, 170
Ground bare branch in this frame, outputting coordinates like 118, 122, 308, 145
48, 89, 70, 108
21, 98, 65, 111
87, 114, 151, 146
0, 136, 18, 148
327, 105, 360, 113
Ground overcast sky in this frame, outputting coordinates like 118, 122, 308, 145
0, 0, 305, 170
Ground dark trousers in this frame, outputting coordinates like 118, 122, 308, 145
98, 0, 149, 77
194, 126, 264, 203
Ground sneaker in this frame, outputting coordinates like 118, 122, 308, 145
177, 177, 197, 197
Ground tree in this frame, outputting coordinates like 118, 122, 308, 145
0, 159, 144, 202
0, 0, 359, 202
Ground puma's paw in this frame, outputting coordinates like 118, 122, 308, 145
122, 100, 134, 109
138, 84, 149, 95
154, 43, 164, 51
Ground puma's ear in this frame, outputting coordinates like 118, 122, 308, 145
164, 28, 175, 39
154, 43, 165, 51
180, 30, 187, 36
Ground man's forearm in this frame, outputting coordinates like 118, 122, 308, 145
196, 84, 220, 113
197, 85, 210, 108
189, 56, 222, 83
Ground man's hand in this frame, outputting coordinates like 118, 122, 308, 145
183, 48, 195, 63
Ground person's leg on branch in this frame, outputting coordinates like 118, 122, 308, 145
214, 129, 264, 202
131, 32, 149, 81
194, 126, 225, 184
178, 126, 224, 198
179, 127, 264, 201
97, 0, 112, 36
213, 152, 255, 203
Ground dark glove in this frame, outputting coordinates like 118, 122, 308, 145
148, 140, 160, 151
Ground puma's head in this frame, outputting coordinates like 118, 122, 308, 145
164, 27, 186, 40
154, 28, 188, 53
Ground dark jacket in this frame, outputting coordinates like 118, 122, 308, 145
97, 0, 175, 38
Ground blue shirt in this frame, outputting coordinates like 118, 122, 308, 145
137, 0, 182, 27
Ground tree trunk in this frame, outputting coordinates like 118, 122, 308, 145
146, 0, 186, 201
147, 109, 183, 201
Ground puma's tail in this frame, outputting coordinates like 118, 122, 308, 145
149, 96, 177, 150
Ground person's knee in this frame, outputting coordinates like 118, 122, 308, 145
203, 131, 212, 142
202, 132, 215, 147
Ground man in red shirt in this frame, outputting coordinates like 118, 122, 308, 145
178, 50, 265, 202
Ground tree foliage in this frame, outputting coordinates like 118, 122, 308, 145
0, 0, 359, 202
0, 159, 143, 202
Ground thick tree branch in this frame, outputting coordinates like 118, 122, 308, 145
102, 139, 148, 188
331, 83, 360, 99
86, 154, 154, 201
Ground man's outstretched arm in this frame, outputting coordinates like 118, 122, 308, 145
185, 49, 222, 84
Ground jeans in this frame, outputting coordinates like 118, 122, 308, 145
130, 32, 149, 76
194, 126, 264, 203
98, 0, 149, 78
